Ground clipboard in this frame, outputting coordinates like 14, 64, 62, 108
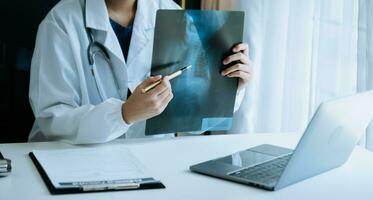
29, 151, 165, 195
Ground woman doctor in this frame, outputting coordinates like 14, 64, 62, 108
29, 0, 252, 144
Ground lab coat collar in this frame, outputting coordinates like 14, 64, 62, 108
84, 0, 125, 67
84, 0, 156, 31
133, 0, 157, 30
84, 0, 156, 66
85, 0, 109, 31
126, 0, 156, 65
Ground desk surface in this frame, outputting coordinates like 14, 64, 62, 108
1, 133, 373, 200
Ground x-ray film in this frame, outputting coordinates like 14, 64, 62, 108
145, 10, 245, 135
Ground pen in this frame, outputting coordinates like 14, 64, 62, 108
141, 65, 192, 93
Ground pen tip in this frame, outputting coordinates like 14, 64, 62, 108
180, 65, 193, 72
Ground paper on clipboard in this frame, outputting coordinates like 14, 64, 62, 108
32, 147, 158, 189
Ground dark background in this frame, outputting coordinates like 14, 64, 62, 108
0, 0, 201, 143
0, 0, 61, 143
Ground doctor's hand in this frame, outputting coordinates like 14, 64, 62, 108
221, 43, 253, 92
121, 76, 173, 124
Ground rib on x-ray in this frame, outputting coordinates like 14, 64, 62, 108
146, 10, 245, 135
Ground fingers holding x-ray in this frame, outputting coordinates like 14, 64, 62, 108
232, 43, 249, 56
222, 43, 253, 91
222, 64, 252, 90
221, 63, 251, 76
226, 69, 252, 92
226, 70, 251, 80
223, 52, 249, 65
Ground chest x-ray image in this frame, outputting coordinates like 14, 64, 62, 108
146, 10, 244, 135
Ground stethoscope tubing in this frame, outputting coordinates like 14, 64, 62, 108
83, 0, 122, 101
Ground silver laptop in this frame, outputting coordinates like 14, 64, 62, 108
190, 91, 373, 191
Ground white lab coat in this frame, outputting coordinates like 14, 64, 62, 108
29, 0, 245, 144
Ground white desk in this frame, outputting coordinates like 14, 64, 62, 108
1, 133, 373, 200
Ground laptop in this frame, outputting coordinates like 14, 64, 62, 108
190, 91, 373, 191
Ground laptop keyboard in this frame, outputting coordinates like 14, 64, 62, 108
229, 154, 292, 185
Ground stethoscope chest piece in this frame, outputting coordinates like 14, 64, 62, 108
0, 158, 11, 177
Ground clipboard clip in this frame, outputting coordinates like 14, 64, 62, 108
82, 182, 140, 192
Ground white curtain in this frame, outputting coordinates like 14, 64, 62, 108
231, 1, 365, 136
358, 0, 373, 151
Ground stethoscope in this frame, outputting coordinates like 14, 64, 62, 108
0, 152, 11, 177
83, 0, 122, 101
